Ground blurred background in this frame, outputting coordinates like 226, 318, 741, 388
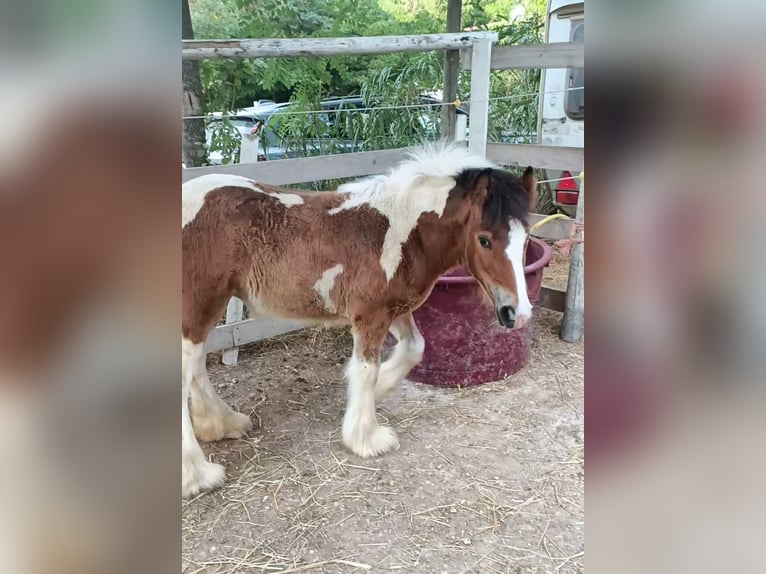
2, 0, 765, 572
587, 0, 766, 572
0, 1, 180, 573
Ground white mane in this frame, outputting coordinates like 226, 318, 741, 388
331, 142, 496, 280
336, 142, 495, 204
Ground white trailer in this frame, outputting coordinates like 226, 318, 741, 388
537, 0, 584, 216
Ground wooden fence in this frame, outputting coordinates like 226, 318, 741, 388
182, 32, 584, 360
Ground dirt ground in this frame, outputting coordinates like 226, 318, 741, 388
182, 251, 583, 574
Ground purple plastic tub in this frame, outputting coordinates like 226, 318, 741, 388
403, 237, 552, 387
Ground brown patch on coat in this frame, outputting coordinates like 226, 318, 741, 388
0, 101, 179, 378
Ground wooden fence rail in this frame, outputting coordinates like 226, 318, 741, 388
461, 42, 583, 70
182, 148, 408, 185
183, 144, 582, 186
486, 143, 583, 174
182, 32, 497, 61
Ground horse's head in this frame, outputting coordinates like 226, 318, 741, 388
453, 166, 537, 329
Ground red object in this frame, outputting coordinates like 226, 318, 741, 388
399, 238, 553, 387
555, 171, 579, 205
556, 190, 579, 205
256, 154, 267, 162
556, 171, 578, 190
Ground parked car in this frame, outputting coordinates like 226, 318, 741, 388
204, 94, 470, 165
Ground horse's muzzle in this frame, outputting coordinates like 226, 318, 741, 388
497, 305, 516, 329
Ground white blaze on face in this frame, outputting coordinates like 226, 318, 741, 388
182, 173, 261, 228
313, 264, 344, 313
506, 219, 532, 326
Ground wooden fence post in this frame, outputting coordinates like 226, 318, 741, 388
560, 178, 584, 342
467, 39, 492, 156
221, 297, 244, 366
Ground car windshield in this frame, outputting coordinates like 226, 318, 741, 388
231, 118, 257, 130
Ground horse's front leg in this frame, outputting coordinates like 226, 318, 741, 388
375, 312, 424, 401
182, 339, 225, 498
342, 316, 399, 458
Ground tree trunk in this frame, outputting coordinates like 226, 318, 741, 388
440, 0, 462, 140
182, 0, 207, 167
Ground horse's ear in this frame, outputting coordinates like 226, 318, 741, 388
521, 166, 538, 212
472, 168, 493, 201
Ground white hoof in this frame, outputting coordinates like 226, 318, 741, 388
194, 410, 252, 442
343, 424, 399, 459
182, 457, 225, 499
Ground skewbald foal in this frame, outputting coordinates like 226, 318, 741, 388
182, 144, 536, 497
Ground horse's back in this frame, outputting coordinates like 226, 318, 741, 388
181, 176, 361, 326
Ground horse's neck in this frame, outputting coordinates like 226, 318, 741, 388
414, 217, 465, 276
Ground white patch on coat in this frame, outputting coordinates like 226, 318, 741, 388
313, 264, 344, 313
506, 220, 533, 324
330, 143, 495, 280
342, 334, 399, 458
182, 338, 225, 497
271, 192, 304, 206
182, 173, 261, 228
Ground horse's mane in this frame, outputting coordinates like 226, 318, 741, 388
337, 142, 494, 199
335, 142, 530, 227
334, 142, 495, 217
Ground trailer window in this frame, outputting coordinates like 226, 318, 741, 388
565, 20, 584, 120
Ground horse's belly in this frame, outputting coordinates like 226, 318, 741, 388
241, 283, 347, 325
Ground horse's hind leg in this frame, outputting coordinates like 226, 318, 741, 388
374, 312, 424, 401
342, 318, 399, 458
190, 350, 252, 442
182, 339, 225, 498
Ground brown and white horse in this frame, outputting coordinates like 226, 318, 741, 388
182, 144, 537, 497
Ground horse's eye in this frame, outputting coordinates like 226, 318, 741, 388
478, 236, 492, 249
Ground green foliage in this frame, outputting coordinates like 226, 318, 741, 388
207, 116, 241, 164
356, 53, 443, 151
191, 0, 549, 166
483, 12, 545, 143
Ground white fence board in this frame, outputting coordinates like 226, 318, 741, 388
467, 39, 492, 156
205, 316, 311, 354
221, 297, 244, 365
487, 143, 583, 173
461, 42, 583, 70
182, 148, 409, 185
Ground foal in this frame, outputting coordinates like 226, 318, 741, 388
182, 144, 537, 497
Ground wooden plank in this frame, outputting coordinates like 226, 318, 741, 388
560, 178, 584, 342
183, 32, 498, 61
221, 297, 244, 366
182, 148, 409, 185
205, 316, 311, 354
461, 42, 583, 70
537, 286, 566, 313
487, 143, 583, 173
440, 0, 463, 140
528, 213, 576, 241
468, 39, 492, 156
